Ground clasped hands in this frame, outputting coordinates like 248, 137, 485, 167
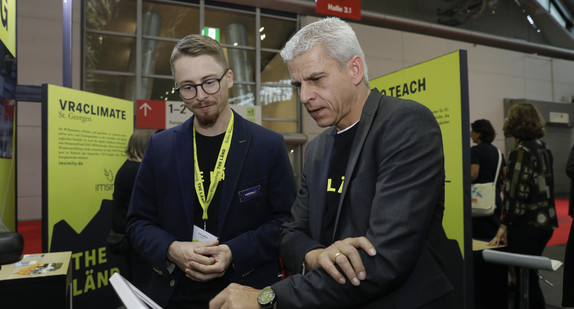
208, 236, 376, 309
167, 240, 232, 281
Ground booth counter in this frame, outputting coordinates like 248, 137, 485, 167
0, 251, 72, 308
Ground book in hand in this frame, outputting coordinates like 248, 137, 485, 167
109, 272, 162, 309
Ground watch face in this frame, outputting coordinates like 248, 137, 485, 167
257, 287, 275, 306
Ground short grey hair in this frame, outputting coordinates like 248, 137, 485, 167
280, 17, 369, 85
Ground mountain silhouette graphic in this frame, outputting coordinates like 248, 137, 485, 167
50, 199, 128, 308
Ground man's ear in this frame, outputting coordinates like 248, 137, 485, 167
226, 69, 234, 88
349, 55, 365, 86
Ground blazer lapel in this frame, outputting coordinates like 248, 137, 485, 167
331, 89, 382, 243
309, 129, 335, 241
174, 116, 197, 237
217, 111, 250, 236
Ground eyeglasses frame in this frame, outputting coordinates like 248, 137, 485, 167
174, 68, 230, 100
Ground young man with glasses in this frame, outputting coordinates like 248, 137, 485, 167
126, 34, 297, 309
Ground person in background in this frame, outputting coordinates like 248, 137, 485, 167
126, 34, 297, 308
470, 119, 507, 240
490, 103, 558, 309
107, 129, 156, 292
470, 119, 507, 309
210, 17, 454, 309
563, 144, 574, 307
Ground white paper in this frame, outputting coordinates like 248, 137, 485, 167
109, 272, 163, 309
192, 225, 218, 242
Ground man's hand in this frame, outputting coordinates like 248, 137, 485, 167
209, 283, 260, 309
167, 240, 219, 273
168, 240, 233, 281
187, 244, 233, 281
304, 236, 376, 286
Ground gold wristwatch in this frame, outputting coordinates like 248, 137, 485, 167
257, 286, 276, 308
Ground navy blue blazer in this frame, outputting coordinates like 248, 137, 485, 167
126, 110, 296, 307
275, 90, 453, 308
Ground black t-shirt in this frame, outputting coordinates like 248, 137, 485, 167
320, 124, 358, 246
192, 131, 225, 235
170, 131, 228, 308
471, 143, 506, 185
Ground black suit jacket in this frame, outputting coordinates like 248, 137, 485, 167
127, 110, 297, 307
274, 90, 453, 308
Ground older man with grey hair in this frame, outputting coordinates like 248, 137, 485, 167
210, 17, 454, 309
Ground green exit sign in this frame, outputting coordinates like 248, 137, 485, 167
203, 27, 220, 42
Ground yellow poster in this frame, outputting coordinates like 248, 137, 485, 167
0, 0, 16, 57
0, 102, 15, 232
370, 50, 469, 256
0, 157, 15, 232
44, 85, 133, 251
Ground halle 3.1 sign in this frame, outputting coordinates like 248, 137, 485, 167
316, 0, 361, 21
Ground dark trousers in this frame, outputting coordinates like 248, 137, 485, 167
507, 223, 553, 309
473, 250, 508, 309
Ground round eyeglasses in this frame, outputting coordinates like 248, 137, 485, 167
175, 68, 229, 100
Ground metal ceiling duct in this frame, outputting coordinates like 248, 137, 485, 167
225, 23, 255, 105
124, 10, 162, 101
219, 0, 574, 60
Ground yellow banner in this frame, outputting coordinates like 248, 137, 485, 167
46, 85, 133, 251
0, 112, 15, 232
0, 0, 16, 57
370, 50, 469, 256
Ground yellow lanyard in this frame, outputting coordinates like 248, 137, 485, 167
193, 112, 234, 221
